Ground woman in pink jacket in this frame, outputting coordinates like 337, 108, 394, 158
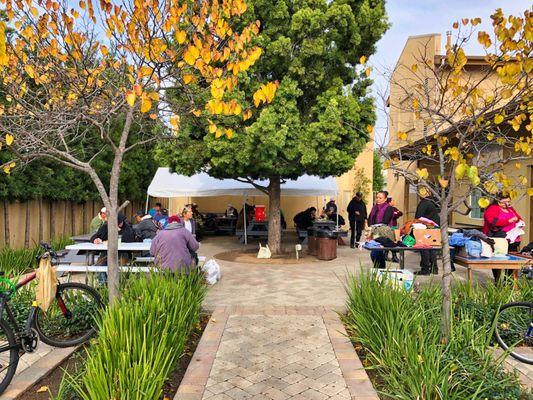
483, 193, 522, 281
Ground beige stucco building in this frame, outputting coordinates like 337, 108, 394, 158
162, 139, 375, 229
386, 33, 532, 241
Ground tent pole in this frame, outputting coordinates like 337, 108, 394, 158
144, 194, 150, 214
243, 199, 247, 245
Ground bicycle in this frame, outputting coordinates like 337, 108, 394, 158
494, 266, 533, 365
0, 243, 103, 394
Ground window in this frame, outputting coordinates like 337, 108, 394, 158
470, 189, 484, 219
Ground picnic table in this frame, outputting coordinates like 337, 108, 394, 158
65, 241, 152, 266
362, 245, 444, 270
454, 254, 531, 287
70, 233, 92, 243
215, 216, 237, 234
236, 220, 268, 243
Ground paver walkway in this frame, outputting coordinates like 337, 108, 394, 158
175, 237, 531, 399
176, 307, 376, 400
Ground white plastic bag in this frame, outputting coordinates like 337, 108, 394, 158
375, 269, 414, 292
257, 244, 271, 259
201, 259, 221, 285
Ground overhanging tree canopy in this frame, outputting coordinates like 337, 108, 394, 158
159, 0, 389, 253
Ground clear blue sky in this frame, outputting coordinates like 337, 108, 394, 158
371, 1, 531, 148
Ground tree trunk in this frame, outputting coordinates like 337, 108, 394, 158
24, 201, 30, 248
106, 205, 120, 304
3, 200, 9, 247
267, 175, 282, 255
440, 202, 452, 343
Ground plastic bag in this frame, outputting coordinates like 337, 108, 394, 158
375, 269, 414, 292
257, 244, 271, 259
465, 239, 482, 258
35, 256, 57, 312
201, 259, 221, 285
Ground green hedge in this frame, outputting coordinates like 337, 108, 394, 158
56, 271, 206, 400
0, 236, 74, 278
343, 272, 531, 400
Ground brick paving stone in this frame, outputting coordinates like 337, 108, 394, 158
200, 315, 349, 399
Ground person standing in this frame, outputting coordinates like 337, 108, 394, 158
367, 191, 393, 268
387, 197, 403, 262
347, 192, 367, 248
414, 189, 440, 275
181, 206, 196, 236
89, 207, 107, 233
483, 193, 523, 281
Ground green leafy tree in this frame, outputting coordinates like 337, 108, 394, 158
373, 152, 385, 192
160, 0, 389, 253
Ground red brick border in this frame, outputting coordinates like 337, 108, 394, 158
174, 306, 379, 400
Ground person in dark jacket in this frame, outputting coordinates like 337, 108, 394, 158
90, 212, 137, 282
293, 207, 317, 230
322, 207, 345, 226
326, 198, 337, 213
91, 212, 136, 243
414, 189, 441, 275
133, 211, 160, 240
347, 192, 367, 247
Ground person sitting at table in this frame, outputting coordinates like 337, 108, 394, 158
225, 204, 238, 218
150, 215, 200, 272
89, 207, 107, 233
483, 192, 523, 282
321, 207, 345, 226
133, 210, 160, 240
293, 207, 317, 230
90, 212, 137, 282
326, 198, 337, 213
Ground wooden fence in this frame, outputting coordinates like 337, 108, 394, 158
0, 198, 166, 249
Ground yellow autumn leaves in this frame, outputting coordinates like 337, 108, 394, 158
253, 82, 278, 107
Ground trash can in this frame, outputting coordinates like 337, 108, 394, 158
307, 227, 318, 256
317, 230, 338, 261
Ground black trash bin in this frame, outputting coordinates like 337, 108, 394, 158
307, 227, 318, 256
317, 230, 338, 261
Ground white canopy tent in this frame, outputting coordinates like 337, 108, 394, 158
146, 168, 339, 243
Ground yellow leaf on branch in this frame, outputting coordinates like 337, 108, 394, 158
140, 97, 151, 113
253, 82, 278, 107
125, 91, 136, 107
364, 67, 371, 77
5, 134, 13, 146
359, 55, 366, 64
477, 197, 490, 209
225, 128, 234, 139
208, 123, 217, 134
183, 75, 194, 84
494, 114, 504, 124
175, 30, 186, 44
416, 168, 429, 180
455, 163, 467, 180
527, 188, 533, 196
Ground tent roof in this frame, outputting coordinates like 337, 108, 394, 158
147, 168, 338, 198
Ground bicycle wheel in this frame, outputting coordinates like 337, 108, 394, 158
0, 318, 19, 395
34, 282, 103, 348
494, 301, 533, 365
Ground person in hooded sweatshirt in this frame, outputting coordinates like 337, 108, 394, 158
150, 215, 199, 272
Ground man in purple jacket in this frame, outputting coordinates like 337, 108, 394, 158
150, 215, 200, 272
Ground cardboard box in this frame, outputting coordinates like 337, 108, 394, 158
413, 229, 441, 246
